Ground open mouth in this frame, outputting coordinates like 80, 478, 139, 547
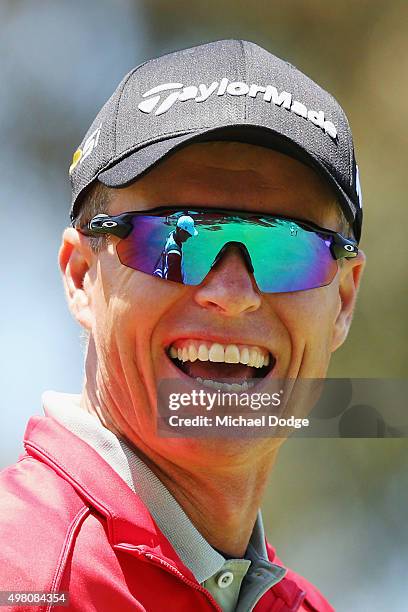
166, 339, 276, 390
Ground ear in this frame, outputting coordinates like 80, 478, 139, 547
59, 228, 95, 331
331, 250, 366, 352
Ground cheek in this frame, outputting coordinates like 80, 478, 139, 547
273, 286, 341, 369
93, 261, 185, 354
294, 289, 339, 330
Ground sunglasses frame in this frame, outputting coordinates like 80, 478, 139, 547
77, 207, 358, 262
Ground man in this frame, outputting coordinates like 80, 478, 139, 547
153, 215, 198, 282
0, 40, 365, 611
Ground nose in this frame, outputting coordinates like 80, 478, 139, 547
193, 244, 262, 315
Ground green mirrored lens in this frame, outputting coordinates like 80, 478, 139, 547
116, 211, 337, 292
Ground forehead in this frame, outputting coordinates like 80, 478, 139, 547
108, 141, 340, 230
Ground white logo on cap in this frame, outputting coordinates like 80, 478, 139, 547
356, 165, 363, 208
138, 78, 337, 140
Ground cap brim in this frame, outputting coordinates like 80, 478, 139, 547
97, 125, 358, 239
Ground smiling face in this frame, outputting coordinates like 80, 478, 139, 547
60, 141, 365, 466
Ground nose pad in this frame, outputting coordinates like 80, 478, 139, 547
211, 241, 254, 273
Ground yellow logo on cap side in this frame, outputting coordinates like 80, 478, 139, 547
69, 124, 103, 176
69, 148, 83, 175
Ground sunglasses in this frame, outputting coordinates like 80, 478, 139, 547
78, 207, 358, 293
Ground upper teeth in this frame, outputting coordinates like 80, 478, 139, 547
168, 340, 270, 368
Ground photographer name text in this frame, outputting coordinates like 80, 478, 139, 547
167, 415, 310, 429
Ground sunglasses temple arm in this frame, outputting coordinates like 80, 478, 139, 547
330, 235, 359, 260
77, 214, 133, 239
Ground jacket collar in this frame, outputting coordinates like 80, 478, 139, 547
24, 414, 197, 580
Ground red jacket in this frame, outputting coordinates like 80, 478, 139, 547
0, 415, 334, 611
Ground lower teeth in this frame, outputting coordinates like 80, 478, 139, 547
195, 377, 256, 391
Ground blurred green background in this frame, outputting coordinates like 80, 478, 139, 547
1, 1, 407, 609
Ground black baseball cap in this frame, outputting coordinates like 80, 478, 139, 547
69, 39, 363, 241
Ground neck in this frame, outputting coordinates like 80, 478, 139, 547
136, 447, 278, 557
84, 389, 278, 557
